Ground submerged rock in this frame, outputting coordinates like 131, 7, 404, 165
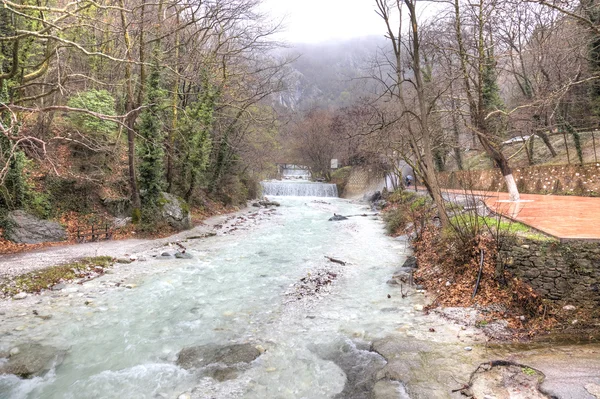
177, 343, 261, 368
328, 214, 348, 221
0, 343, 66, 378
175, 252, 193, 259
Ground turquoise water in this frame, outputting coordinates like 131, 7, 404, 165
0, 198, 422, 399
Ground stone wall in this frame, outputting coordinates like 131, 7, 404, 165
343, 167, 386, 198
439, 163, 600, 196
500, 237, 600, 308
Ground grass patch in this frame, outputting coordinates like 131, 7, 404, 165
1, 256, 114, 297
450, 215, 531, 234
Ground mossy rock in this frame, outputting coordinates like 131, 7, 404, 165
158, 192, 191, 231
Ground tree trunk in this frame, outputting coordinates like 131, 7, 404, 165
126, 116, 141, 209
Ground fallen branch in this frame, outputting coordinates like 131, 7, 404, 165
472, 248, 484, 299
325, 256, 346, 266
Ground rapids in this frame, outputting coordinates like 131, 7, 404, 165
0, 197, 424, 398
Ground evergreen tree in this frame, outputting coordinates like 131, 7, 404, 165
179, 73, 217, 201
137, 59, 165, 218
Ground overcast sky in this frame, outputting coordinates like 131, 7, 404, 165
260, 0, 386, 44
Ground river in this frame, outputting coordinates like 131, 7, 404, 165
1, 196, 600, 399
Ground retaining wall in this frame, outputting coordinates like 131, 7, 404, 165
500, 237, 600, 308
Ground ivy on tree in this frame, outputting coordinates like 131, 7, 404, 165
137, 59, 165, 218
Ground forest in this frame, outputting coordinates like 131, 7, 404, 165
1, 0, 600, 232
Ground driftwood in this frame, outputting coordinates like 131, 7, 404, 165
325, 256, 346, 266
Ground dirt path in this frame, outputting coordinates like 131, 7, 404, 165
0, 208, 251, 280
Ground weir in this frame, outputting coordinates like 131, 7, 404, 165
261, 180, 338, 197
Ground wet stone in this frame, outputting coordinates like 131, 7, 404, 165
175, 252, 193, 259
0, 343, 66, 378
176, 343, 261, 370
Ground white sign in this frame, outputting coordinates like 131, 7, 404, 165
330, 159, 338, 169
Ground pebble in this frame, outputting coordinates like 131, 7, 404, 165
464, 347, 473, 351
12, 292, 28, 300
177, 394, 191, 399
9, 347, 20, 356
563, 305, 576, 311
413, 304, 424, 311
125, 284, 136, 289
0, 311, 6, 316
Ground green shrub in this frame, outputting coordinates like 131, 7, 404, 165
66, 89, 117, 137
387, 189, 417, 205
383, 208, 409, 235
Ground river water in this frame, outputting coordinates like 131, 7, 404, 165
1, 197, 435, 398
5, 197, 599, 399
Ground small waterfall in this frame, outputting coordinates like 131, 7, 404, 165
282, 168, 311, 180
261, 181, 338, 197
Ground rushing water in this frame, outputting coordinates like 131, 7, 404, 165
0, 197, 435, 399
261, 181, 338, 197
281, 168, 311, 180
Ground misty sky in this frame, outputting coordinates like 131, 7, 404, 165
260, 0, 385, 44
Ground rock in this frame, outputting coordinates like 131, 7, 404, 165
177, 394, 191, 399
177, 343, 261, 370
103, 197, 132, 218
585, 383, 600, 397
413, 304, 424, 311
369, 191, 382, 202
175, 252, 193, 259
252, 202, 261, 207
328, 214, 348, 221
5, 210, 66, 244
0, 343, 66, 378
112, 217, 132, 228
401, 256, 417, 269
371, 199, 387, 210
12, 292, 28, 300
159, 192, 192, 231
563, 305, 576, 311
115, 258, 133, 264
9, 347, 20, 356
160, 252, 173, 258
464, 347, 473, 351
371, 380, 408, 399
257, 200, 280, 207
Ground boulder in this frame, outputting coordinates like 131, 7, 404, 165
0, 343, 65, 378
159, 192, 191, 231
5, 210, 66, 244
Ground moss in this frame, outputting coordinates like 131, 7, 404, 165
0, 256, 114, 297
131, 208, 141, 224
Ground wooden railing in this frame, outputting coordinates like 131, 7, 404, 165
76, 223, 113, 243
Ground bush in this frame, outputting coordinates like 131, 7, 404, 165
382, 208, 410, 235
66, 89, 117, 138
386, 189, 417, 205
330, 166, 352, 195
